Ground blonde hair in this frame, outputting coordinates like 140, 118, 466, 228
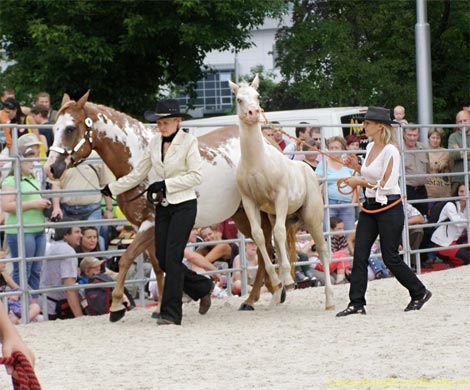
326, 136, 346, 150
377, 123, 398, 147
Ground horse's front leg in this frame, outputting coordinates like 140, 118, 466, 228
270, 200, 295, 290
241, 196, 283, 307
110, 227, 154, 322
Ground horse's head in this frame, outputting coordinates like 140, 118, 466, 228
45, 91, 95, 179
229, 74, 261, 126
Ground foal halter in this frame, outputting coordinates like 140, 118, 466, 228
49, 107, 94, 166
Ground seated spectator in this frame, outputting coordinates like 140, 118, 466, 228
315, 136, 357, 232
0, 251, 41, 324
347, 225, 390, 280
217, 218, 239, 240
77, 256, 134, 312
430, 182, 469, 267
314, 217, 352, 285
74, 226, 117, 279
294, 224, 317, 283
40, 222, 84, 320
405, 202, 425, 252
197, 226, 236, 269
231, 241, 267, 296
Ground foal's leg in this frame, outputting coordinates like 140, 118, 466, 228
146, 240, 165, 317
233, 210, 274, 310
270, 198, 296, 290
301, 203, 335, 311
110, 226, 154, 322
241, 196, 282, 305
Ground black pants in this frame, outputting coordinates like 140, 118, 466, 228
349, 200, 426, 307
155, 199, 212, 324
406, 185, 428, 216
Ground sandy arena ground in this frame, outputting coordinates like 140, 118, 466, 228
1, 266, 469, 390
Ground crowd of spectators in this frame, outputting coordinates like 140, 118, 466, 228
0, 88, 468, 323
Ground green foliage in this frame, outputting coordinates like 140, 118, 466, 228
275, 0, 469, 123
0, 0, 287, 119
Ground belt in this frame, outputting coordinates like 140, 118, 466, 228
406, 185, 426, 191
365, 195, 401, 204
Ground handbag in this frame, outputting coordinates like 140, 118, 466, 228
47, 296, 74, 319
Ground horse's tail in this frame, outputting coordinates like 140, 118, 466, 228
286, 214, 301, 277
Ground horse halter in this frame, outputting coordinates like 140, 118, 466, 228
49, 107, 94, 166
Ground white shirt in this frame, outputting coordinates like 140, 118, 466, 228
361, 142, 401, 205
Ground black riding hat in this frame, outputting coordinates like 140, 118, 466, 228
363, 106, 398, 125
144, 99, 192, 122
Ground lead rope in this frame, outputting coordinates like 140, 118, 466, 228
0, 352, 42, 390
259, 109, 405, 214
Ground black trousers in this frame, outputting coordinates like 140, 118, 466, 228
349, 200, 426, 307
406, 185, 428, 216
155, 199, 212, 324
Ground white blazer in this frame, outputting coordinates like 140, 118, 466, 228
431, 202, 467, 247
109, 130, 202, 205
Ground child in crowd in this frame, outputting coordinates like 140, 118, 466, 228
0, 251, 41, 324
294, 225, 317, 283
393, 105, 408, 125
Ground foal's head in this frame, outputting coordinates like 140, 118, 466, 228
229, 75, 261, 125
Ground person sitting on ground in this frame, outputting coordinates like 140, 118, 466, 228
312, 217, 352, 285
347, 224, 390, 281
40, 221, 84, 320
197, 226, 236, 269
231, 241, 268, 296
0, 251, 41, 324
74, 226, 118, 280
430, 182, 469, 268
293, 224, 317, 283
77, 256, 134, 312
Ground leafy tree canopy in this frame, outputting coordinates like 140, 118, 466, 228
0, 0, 287, 119
274, 0, 469, 123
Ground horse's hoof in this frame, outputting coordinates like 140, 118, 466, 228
239, 303, 255, 311
280, 287, 287, 304
325, 305, 336, 311
109, 308, 126, 322
151, 311, 161, 319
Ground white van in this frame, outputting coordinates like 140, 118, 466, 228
182, 106, 368, 142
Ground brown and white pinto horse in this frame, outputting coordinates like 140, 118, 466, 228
230, 75, 335, 309
44, 91, 294, 321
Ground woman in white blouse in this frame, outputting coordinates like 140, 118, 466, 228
336, 107, 431, 317
431, 182, 469, 267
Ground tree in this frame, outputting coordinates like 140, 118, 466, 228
274, 0, 469, 123
0, 0, 287, 119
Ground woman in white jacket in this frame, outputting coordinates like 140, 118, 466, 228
431, 183, 469, 267
101, 100, 213, 325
